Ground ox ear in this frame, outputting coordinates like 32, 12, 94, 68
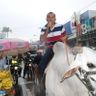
60, 66, 80, 83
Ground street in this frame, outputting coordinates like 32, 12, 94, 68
15, 61, 45, 96
18, 78, 33, 96
17, 77, 45, 96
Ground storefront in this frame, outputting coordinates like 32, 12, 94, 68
66, 10, 96, 47
77, 10, 96, 47
78, 29, 96, 47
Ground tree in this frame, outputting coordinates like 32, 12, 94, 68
1, 27, 12, 38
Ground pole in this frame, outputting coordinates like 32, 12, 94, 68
7, 32, 8, 38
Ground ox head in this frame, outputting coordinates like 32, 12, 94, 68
61, 46, 96, 82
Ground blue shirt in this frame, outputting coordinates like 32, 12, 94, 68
0, 57, 7, 70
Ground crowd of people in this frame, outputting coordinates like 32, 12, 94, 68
0, 49, 42, 80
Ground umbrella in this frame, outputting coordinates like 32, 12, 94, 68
0, 39, 11, 57
0, 39, 10, 51
13, 39, 29, 54
0, 38, 30, 56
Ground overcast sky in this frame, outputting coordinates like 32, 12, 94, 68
0, 0, 96, 41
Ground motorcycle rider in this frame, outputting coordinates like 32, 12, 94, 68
18, 54, 23, 77
9, 55, 22, 77
33, 51, 42, 66
23, 52, 31, 78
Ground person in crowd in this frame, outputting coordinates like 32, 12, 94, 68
0, 51, 8, 70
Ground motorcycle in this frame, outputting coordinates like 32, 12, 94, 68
27, 59, 33, 80
10, 65, 19, 85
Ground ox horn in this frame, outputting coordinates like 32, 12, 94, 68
60, 66, 80, 83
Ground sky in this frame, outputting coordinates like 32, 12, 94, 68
0, 0, 96, 41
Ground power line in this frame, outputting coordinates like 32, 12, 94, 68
79, 0, 96, 13
64, 1, 96, 23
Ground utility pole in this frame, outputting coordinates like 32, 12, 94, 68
73, 12, 81, 44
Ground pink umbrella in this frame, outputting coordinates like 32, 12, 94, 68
0, 39, 10, 51
0, 39, 11, 56
4, 38, 27, 48
10, 39, 29, 49
11, 39, 30, 54
24, 41, 29, 48
0, 38, 30, 56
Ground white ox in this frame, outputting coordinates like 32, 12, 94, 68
45, 42, 96, 96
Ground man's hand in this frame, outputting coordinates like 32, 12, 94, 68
40, 21, 55, 43
40, 22, 53, 43
47, 22, 54, 29
61, 35, 68, 43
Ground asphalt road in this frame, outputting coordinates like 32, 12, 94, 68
17, 77, 45, 96
15, 61, 45, 96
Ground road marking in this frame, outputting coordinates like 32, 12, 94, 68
19, 81, 34, 85
21, 85, 33, 96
